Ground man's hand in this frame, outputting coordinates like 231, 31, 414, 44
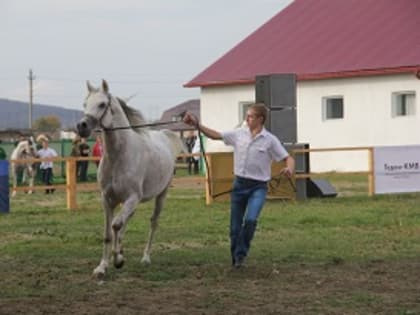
183, 112, 199, 127
281, 166, 293, 178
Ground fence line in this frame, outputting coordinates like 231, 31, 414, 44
292, 146, 375, 196
10, 146, 376, 209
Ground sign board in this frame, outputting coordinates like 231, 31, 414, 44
374, 145, 420, 194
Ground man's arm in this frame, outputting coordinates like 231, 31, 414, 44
183, 112, 222, 140
196, 124, 222, 140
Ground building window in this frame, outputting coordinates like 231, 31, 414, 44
392, 91, 416, 117
238, 101, 254, 126
322, 96, 344, 120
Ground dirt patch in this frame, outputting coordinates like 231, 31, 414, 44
1, 260, 420, 315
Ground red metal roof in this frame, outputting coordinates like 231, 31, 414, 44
185, 0, 420, 88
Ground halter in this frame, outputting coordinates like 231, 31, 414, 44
97, 93, 113, 130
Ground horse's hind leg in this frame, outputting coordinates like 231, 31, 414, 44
93, 194, 118, 279
141, 187, 168, 264
26, 170, 34, 194
11, 165, 17, 197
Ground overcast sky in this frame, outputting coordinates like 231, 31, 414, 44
1, 0, 293, 120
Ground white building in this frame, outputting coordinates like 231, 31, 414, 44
185, 0, 420, 172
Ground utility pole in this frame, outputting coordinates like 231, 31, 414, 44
28, 69, 35, 130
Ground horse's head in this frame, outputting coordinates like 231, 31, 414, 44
77, 80, 113, 138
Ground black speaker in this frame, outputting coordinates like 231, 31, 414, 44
284, 143, 310, 174
295, 178, 307, 201
255, 74, 297, 143
267, 108, 297, 144
284, 143, 310, 200
307, 179, 337, 198
255, 74, 297, 108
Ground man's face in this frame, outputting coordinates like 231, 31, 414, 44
245, 109, 262, 129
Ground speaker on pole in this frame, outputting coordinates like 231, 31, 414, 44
255, 73, 297, 143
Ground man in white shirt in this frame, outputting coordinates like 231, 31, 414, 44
37, 139, 58, 194
184, 103, 295, 268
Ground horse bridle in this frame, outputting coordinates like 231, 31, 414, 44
96, 93, 113, 130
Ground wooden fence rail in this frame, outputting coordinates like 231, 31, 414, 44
10, 154, 200, 210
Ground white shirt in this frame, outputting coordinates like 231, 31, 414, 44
221, 127, 289, 182
37, 147, 58, 169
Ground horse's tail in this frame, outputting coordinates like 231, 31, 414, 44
162, 130, 187, 158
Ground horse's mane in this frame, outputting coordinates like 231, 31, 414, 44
116, 97, 146, 134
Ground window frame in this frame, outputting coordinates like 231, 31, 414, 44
391, 91, 416, 118
322, 96, 344, 121
238, 101, 254, 126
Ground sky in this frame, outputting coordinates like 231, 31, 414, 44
1, 0, 293, 120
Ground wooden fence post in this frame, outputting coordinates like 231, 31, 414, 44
66, 157, 77, 210
368, 147, 375, 196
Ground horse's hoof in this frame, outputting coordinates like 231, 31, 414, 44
92, 268, 106, 280
114, 254, 125, 269
141, 255, 151, 265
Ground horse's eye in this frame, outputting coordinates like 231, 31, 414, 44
99, 102, 106, 109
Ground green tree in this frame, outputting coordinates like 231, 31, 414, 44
33, 115, 61, 131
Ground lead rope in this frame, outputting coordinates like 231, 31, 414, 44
195, 121, 213, 200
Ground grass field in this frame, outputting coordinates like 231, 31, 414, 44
1, 178, 420, 314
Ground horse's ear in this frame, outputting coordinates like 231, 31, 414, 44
87, 81, 95, 93
101, 79, 109, 93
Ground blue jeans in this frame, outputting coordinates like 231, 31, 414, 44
41, 168, 53, 193
230, 176, 268, 264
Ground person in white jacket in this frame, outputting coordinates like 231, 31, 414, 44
37, 139, 58, 194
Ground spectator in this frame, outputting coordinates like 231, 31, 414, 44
191, 135, 200, 174
78, 137, 90, 182
185, 133, 198, 175
92, 134, 103, 168
70, 136, 82, 180
37, 138, 58, 194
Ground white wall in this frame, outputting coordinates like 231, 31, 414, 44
298, 74, 420, 171
199, 74, 420, 172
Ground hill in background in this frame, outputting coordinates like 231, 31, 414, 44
0, 98, 83, 130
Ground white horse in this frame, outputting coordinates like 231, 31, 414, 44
11, 139, 37, 197
77, 80, 185, 279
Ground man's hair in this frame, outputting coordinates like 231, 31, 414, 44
249, 103, 268, 123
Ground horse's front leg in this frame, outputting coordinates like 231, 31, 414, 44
111, 195, 139, 269
93, 194, 117, 279
141, 186, 168, 264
